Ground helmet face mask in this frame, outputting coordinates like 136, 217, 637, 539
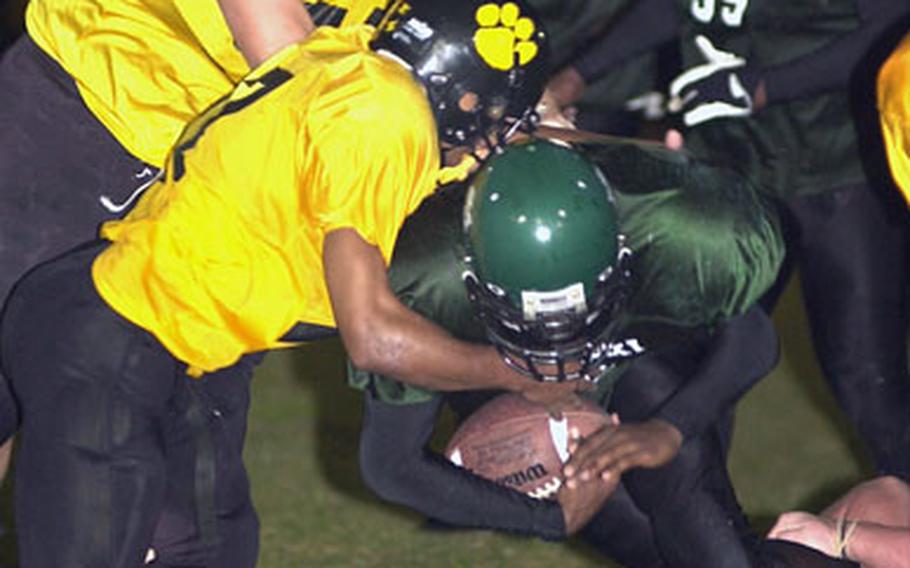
372, 0, 549, 149
462, 140, 632, 383
465, 244, 632, 382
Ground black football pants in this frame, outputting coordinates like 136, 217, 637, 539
600, 352, 859, 568
0, 243, 260, 568
0, 34, 158, 442
763, 183, 910, 479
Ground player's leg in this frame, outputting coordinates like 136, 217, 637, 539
1, 243, 177, 567
0, 30, 162, 492
609, 352, 757, 568
0, 35, 159, 285
150, 357, 262, 568
611, 350, 858, 568
579, 483, 666, 568
787, 182, 910, 479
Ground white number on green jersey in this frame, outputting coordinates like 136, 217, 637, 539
690, 0, 748, 27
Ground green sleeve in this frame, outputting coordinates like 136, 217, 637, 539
582, 142, 784, 332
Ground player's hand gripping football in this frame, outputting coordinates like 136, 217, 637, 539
562, 418, 683, 488
557, 461, 620, 535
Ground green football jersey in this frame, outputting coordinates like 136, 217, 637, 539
675, 0, 866, 199
348, 140, 784, 405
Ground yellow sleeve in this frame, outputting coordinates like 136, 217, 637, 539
879, 33, 910, 205
305, 82, 439, 263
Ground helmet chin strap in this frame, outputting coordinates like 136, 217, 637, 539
504, 106, 541, 141
469, 105, 541, 163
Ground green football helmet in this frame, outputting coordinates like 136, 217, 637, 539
463, 140, 631, 382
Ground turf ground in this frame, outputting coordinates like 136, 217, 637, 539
0, 278, 873, 567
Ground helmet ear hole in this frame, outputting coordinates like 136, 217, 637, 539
458, 91, 480, 113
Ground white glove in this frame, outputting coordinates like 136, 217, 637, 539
668, 35, 757, 126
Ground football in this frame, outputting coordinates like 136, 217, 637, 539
444, 393, 610, 500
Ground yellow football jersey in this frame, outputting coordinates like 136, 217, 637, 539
26, 0, 391, 167
879, 32, 910, 205
92, 26, 440, 375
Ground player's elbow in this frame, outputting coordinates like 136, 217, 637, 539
360, 460, 414, 506
339, 313, 384, 372
359, 440, 421, 507
343, 332, 377, 373
339, 311, 405, 377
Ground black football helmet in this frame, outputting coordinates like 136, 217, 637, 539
372, 0, 550, 147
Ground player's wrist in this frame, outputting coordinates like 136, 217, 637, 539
484, 348, 528, 391
647, 418, 684, 465
834, 517, 859, 560
649, 417, 684, 446
752, 78, 768, 110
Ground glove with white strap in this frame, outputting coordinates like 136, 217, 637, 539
668, 35, 761, 126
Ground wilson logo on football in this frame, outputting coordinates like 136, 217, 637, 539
495, 463, 549, 488
474, 2, 539, 70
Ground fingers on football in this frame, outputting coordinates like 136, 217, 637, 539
571, 428, 668, 481
564, 426, 628, 481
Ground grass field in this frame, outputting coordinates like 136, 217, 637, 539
0, 278, 873, 567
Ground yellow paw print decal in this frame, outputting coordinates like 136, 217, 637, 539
474, 2, 539, 71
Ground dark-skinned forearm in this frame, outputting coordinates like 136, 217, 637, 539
324, 228, 546, 395
345, 293, 526, 392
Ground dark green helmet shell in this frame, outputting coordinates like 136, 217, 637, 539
464, 139, 619, 310
463, 140, 630, 382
